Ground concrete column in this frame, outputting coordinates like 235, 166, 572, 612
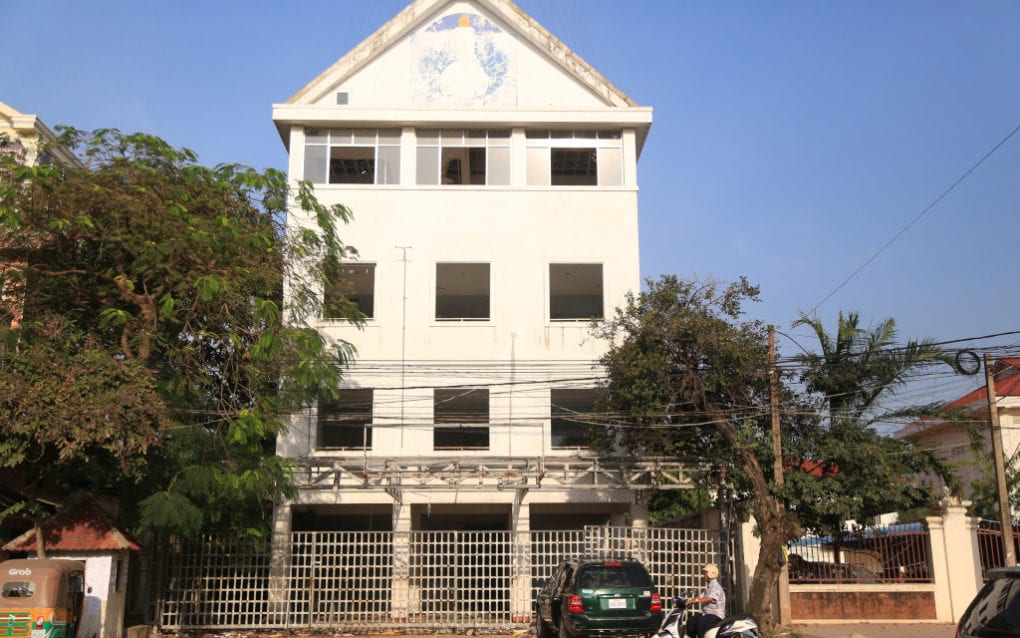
622, 128, 638, 188
928, 502, 982, 623
736, 517, 760, 610
268, 499, 293, 624
288, 126, 305, 182
511, 128, 527, 187
630, 499, 649, 528
392, 500, 413, 621
628, 499, 650, 563
512, 498, 532, 622
400, 127, 415, 186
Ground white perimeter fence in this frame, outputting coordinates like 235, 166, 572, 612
154, 526, 721, 631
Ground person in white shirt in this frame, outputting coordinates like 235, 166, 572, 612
686, 563, 726, 638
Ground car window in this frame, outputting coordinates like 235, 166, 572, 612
960, 576, 1020, 635
577, 564, 653, 588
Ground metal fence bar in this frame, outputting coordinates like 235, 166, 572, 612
787, 523, 933, 584
976, 520, 1020, 579
155, 526, 717, 631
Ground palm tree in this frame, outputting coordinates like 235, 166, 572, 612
793, 311, 953, 428
788, 312, 957, 568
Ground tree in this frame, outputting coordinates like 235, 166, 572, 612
0, 128, 360, 543
591, 275, 798, 627
592, 278, 959, 626
788, 312, 957, 541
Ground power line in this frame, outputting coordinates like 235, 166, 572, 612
811, 121, 1020, 312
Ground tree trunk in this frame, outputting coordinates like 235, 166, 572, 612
34, 523, 47, 559
710, 406, 796, 629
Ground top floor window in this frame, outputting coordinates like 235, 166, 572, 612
304, 129, 400, 185
526, 130, 623, 187
416, 129, 511, 186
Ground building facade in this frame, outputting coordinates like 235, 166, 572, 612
272, 0, 669, 545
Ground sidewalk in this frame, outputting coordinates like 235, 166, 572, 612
789, 622, 956, 638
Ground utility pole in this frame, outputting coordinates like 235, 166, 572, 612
768, 326, 791, 624
985, 353, 1015, 566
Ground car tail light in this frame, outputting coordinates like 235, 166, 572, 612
567, 594, 585, 614
603, 561, 622, 566
650, 593, 662, 613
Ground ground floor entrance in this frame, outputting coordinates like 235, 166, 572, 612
155, 526, 722, 632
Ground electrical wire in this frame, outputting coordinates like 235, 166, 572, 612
811, 121, 1020, 312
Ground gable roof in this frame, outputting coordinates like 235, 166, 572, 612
287, 0, 636, 108
2, 499, 142, 553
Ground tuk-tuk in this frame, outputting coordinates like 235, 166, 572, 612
0, 559, 85, 638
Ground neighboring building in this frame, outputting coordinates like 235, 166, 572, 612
2, 499, 141, 638
0, 100, 82, 331
272, 0, 677, 545
897, 358, 1020, 505
0, 100, 81, 169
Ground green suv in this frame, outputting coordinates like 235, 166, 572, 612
535, 557, 663, 638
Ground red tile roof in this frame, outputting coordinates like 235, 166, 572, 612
2, 499, 142, 553
946, 363, 1020, 409
897, 358, 1020, 438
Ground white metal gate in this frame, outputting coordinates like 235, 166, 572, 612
156, 526, 722, 631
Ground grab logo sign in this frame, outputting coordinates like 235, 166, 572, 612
7, 568, 32, 576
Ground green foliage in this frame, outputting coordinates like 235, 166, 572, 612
787, 311, 959, 536
590, 275, 770, 461
0, 127, 360, 538
967, 447, 1020, 520
592, 275, 795, 625
591, 276, 963, 625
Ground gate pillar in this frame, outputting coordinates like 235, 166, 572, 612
269, 498, 293, 625
512, 499, 532, 623
392, 501, 412, 622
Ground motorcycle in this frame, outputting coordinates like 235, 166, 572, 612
652, 595, 760, 638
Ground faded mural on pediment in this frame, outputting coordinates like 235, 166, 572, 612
412, 12, 517, 107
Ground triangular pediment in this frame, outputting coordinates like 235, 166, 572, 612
286, 0, 637, 110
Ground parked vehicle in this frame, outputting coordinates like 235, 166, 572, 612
0, 558, 85, 638
652, 595, 759, 638
957, 566, 1020, 637
535, 557, 664, 638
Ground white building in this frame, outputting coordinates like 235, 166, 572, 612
897, 357, 1020, 511
272, 0, 661, 545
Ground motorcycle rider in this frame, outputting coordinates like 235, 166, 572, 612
686, 563, 725, 638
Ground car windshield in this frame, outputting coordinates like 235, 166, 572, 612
578, 564, 652, 588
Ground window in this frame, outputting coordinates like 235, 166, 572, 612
526, 130, 622, 187
2, 581, 34, 598
416, 129, 511, 186
551, 388, 596, 448
550, 264, 603, 320
324, 263, 375, 319
434, 388, 489, 449
304, 129, 400, 185
436, 263, 489, 321
317, 389, 373, 449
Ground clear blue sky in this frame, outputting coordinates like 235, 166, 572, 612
4, 0, 1019, 408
